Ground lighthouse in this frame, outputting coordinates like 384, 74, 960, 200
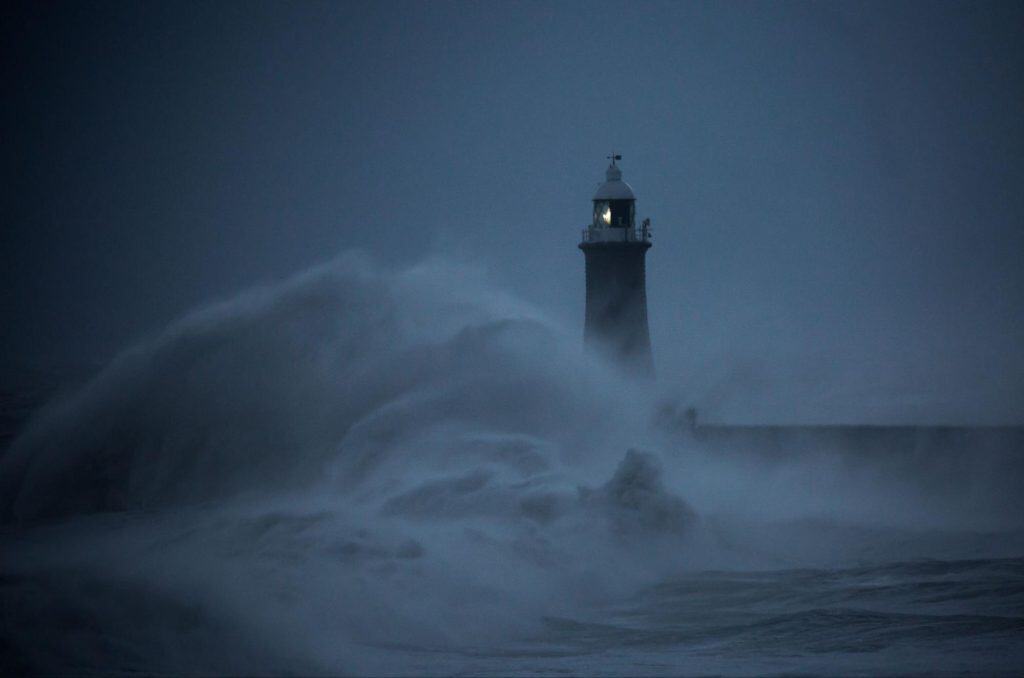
579, 154, 654, 376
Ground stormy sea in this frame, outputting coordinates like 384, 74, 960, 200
2, 255, 1023, 676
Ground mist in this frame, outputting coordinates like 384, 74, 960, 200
4, 1, 1024, 675
3, 254, 1023, 674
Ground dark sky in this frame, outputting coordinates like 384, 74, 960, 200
4, 1, 1023, 423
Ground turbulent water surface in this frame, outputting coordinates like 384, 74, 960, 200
2, 256, 1023, 676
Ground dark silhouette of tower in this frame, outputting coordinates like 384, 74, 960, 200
579, 155, 653, 376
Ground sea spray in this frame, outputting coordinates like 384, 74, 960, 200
2, 253, 1022, 675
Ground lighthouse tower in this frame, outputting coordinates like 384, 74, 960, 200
579, 155, 654, 376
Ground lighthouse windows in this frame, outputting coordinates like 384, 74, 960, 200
593, 200, 635, 229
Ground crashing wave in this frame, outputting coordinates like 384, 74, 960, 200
3, 253, 1022, 675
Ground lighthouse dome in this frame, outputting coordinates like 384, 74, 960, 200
593, 162, 636, 201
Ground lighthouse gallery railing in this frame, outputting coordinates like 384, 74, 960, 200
580, 219, 651, 244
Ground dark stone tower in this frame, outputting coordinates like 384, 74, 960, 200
579, 155, 653, 376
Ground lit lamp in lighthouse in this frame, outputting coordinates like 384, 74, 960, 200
589, 154, 638, 237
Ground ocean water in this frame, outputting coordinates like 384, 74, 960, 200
2, 254, 1022, 676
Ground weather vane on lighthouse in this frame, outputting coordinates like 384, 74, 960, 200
579, 154, 654, 376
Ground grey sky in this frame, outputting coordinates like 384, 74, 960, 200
3, 1, 1022, 423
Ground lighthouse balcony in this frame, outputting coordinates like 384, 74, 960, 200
581, 221, 651, 244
